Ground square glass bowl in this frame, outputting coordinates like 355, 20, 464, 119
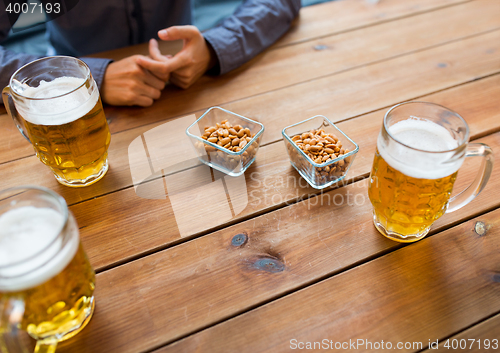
282, 115, 359, 189
186, 107, 264, 176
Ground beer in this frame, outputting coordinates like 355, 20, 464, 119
368, 118, 460, 241
17, 76, 111, 187
0, 205, 95, 342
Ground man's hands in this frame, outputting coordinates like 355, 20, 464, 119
101, 55, 166, 107
101, 25, 216, 106
137, 25, 215, 89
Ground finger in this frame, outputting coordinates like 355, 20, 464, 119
138, 84, 162, 100
143, 69, 166, 90
129, 79, 162, 100
158, 25, 198, 42
132, 95, 154, 107
169, 74, 190, 90
149, 39, 167, 62
136, 56, 185, 77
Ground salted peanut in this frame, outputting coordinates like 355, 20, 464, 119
289, 127, 351, 183
201, 120, 260, 169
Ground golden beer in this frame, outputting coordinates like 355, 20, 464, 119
368, 112, 463, 242
0, 187, 95, 352
4, 245, 95, 342
368, 149, 458, 238
368, 102, 493, 240
3, 57, 111, 187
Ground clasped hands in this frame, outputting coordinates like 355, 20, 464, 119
101, 25, 214, 107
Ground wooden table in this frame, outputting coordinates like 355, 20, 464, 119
2, 0, 500, 351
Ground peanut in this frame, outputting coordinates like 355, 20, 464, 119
200, 120, 261, 169
287, 128, 352, 184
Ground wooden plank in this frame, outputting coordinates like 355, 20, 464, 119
1, 0, 492, 165
423, 313, 500, 352
57, 132, 500, 353
278, 0, 471, 47
1, 74, 499, 272
155, 208, 500, 353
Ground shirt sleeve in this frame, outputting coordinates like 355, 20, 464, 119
80, 57, 114, 90
202, 0, 301, 75
0, 49, 112, 93
0, 48, 41, 91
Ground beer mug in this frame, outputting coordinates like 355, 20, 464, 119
2, 56, 111, 187
368, 102, 493, 242
0, 186, 95, 353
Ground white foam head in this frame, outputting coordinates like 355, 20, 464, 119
16, 76, 98, 126
0, 206, 78, 292
378, 117, 463, 179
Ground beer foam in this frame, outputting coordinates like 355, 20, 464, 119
17, 76, 98, 126
0, 206, 78, 292
378, 118, 462, 179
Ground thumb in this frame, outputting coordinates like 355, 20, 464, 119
158, 25, 199, 42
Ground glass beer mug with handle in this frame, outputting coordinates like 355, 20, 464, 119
368, 101, 494, 242
2, 56, 111, 187
0, 186, 95, 353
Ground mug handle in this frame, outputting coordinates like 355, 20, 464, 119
0, 296, 58, 353
446, 143, 494, 213
2, 86, 31, 143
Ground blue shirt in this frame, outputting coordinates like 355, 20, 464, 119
0, 0, 300, 91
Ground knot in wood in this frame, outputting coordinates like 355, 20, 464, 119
474, 221, 488, 236
314, 44, 328, 51
231, 233, 248, 247
253, 258, 285, 273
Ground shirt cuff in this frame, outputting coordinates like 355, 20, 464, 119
203, 27, 245, 75
80, 57, 113, 90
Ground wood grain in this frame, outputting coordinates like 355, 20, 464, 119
1, 0, 497, 165
1, 74, 498, 273
56, 132, 500, 353
423, 313, 500, 352
156, 208, 500, 353
1, 23, 500, 199
278, 0, 471, 46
